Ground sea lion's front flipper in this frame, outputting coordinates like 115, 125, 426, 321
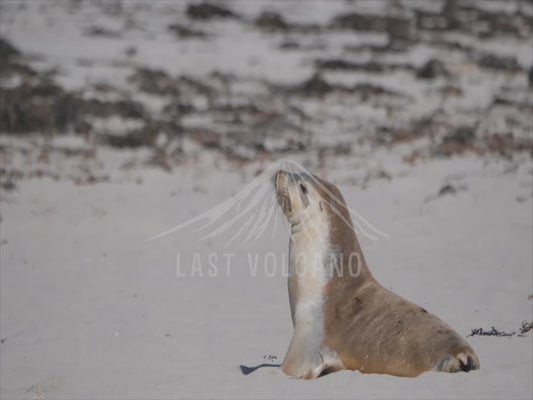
281, 323, 325, 379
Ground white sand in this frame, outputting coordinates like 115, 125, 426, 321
1, 1, 532, 398
1, 153, 532, 399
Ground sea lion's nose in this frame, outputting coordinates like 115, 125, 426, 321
275, 170, 293, 190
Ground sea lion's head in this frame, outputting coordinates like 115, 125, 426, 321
274, 170, 327, 228
274, 169, 355, 235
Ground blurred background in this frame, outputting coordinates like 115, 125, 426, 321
1, 0, 531, 184
1, 1, 532, 399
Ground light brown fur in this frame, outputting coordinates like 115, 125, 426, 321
276, 172, 480, 378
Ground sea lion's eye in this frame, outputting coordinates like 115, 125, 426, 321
299, 183, 308, 194
319, 201, 323, 211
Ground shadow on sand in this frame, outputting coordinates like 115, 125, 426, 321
239, 363, 281, 375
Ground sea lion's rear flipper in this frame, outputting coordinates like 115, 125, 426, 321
281, 324, 325, 379
435, 351, 480, 373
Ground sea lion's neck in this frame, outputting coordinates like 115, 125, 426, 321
288, 220, 329, 322
327, 212, 376, 286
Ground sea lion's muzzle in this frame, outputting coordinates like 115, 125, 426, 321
274, 170, 316, 228
274, 170, 294, 215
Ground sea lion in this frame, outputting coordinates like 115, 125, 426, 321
274, 169, 479, 379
